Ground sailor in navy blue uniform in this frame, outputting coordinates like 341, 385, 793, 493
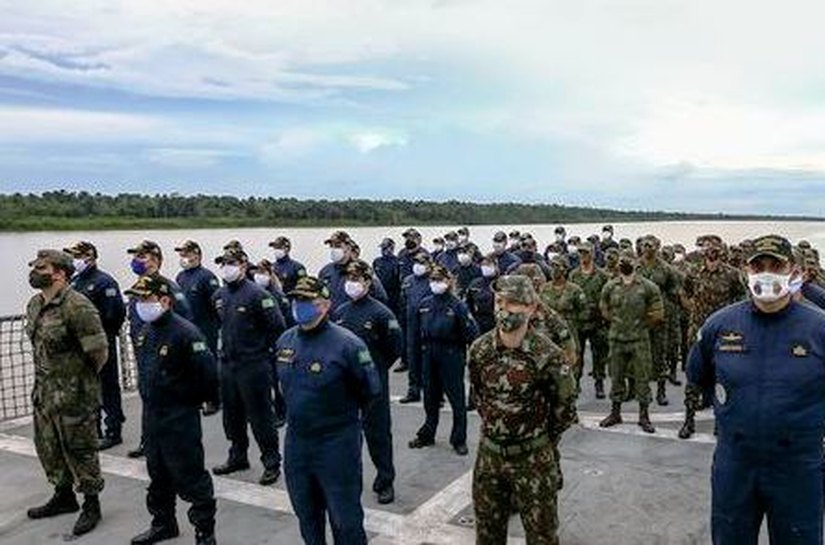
268, 236, 307, 294
126, 275, 219, 545
398, 251, 434, 403
435, 231, 461, 274
408, 265, 479, 455
65, 241, 127, 450
465, 254, 499, 335
211, 248, 285, 486
491, 231, 522, 275
332, 260, 402, 505
688, 235, 825, 545
318, 230, 387, 310
398, 228, 428, 281
372, 238, 402, 318
276, 276, 380, 545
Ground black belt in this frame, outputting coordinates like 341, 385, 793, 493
480, 434, 550, 457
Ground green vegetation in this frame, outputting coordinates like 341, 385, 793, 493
0, 191, 819, 232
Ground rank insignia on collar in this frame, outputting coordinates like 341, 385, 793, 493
309, 361, 323, 373
277, 348, 295, 364
792, 344, 809, 357
159, 345, 168, 356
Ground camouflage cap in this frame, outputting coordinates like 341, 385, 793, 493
223, 239, 244, 251
379, 237, 395, 249
412, 251, 432, 264
444, 231, 458, 241
748, 234, 793, 263
345, 259, 373, 280
578, 241, 594, 254
619, 249, 637, 261
605, 247, 620, 259
127, 240, 162, 259
513, 263, 545, 283
247, 258, 273, 272
798, 240, 812, 250
63, 241, 98, 259
673, 243, 686, 253
586, 234, 600, 243
493, 231, 507, 242
124, 275, 171, 298
457, 226, 470, 236
568, 235, 581, 244
324, 230, 352, 245
288, 276, 330, 300
402, 228, 421, 239
618, 238, 633, 249
521, 237, 537, 251
429, 264, 452, 280
549, 254, 568, 268
29, 249, 75, 275
268, 236, 291, 249
492, 275, 538, 305
214, 247, 248, 265
174, 240, 202, 254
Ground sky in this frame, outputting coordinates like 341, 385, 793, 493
1, 0, 825, 215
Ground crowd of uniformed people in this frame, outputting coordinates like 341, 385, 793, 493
21, 224, 825, 545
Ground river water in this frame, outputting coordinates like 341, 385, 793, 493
2, 220, 824, 315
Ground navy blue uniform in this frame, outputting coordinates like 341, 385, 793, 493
435, 248, 461, 274
213, 279, 285, 471
318, 260, 388, 311
494, 251, 522, 275
176, 265, 221, 353
372, 253, 402, 317
511, 251, 552, 279
276, 321, 380, 545
465, 276, 496, 334
688, 300, 825, 545
128, 274, 193, 344
273, 256, 307, 295
454, 263, 482, 298
71, 265, 127, 437
263, 281, 293, 421
333, 297, 402, 493
412, 293, 478, 446
801, 282, 825, 311
400, 273, 432, 398
134, 312, 218, 534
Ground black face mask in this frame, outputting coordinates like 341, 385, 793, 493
29, 271, 54, 289
618, 262, 634, 276
404, 239, 417, 250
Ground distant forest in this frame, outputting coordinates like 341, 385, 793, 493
0, 191, 819, 231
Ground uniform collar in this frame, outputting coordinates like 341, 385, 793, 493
494, 328, 536, 353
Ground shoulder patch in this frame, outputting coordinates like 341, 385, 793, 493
388, 319, 400, 330
192, 341, 207, 353
210, 278, 219, 286
105, 288, 117, 297
174, 292, 185, 301
262, 298, 275, 309
357, 349, 373, 366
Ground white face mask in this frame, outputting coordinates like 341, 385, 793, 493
254, 273, 271, 287
457, 253, 472, 266
330, 247, 346, 263
602, 231, 612, 240
179, 257, 196, 270
429, 281, 449, 295
789, 276, 804, 295
344, 280, 367, 300
567, 244, 579, 255
413, 263, 428, 277
674, 252, 685, 262
458, 235, 469, 243
136, 301, 165, 323
748, 272, 791, 303
546, 251, 560, 261
72, 258, 88, 276
481, 264, 497, 278
493, 242, 506, 252
220, 264, 243, 283
445, 241, 458, 250
555, 233, 565, 242
273, 248, 287, 260
434, 244, 444, 252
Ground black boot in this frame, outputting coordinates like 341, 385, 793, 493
399, 392, 420, 404
131, 520, 180, 545
667, 368, 682, 386
26, 486, 79, 519
212, 458, 250, 476
594, 379, 605, 399
638, 405, 655, 434
599, 402, 622, 428
127, 440, 145, 458
98, 431, 122, 451
656, 380, 669, 406
678, 409, 695, 439
195, 529, 217, 545
72, 494, 101, 536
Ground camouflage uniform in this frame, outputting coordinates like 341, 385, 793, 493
599, 275, 664, 407
530, 303, 579, 370
569, 264, 610, 386
679, 258, 747, 437
27, 283, 108, 495
469, 277, 577, 545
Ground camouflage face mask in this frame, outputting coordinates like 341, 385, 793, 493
496, 308, 529, 333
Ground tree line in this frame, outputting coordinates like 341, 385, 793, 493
0, 190, 817, 231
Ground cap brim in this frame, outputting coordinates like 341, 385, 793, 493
747, 251, 790, 263
287, 289, 322, 299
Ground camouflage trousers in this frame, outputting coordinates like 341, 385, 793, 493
648, 323, 668, 380
664, 310, 681, 375
608, 338, 653, 405
33, 402, 104, 495
473, 438, 559, 545
577, 323, 609, 380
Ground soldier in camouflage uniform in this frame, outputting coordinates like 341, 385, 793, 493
659, 245, 684, 387
540, 255, 588, 386
604, 247, 621, 279
670, 244, 694, 374
569, 242, 610, 398
599, 251, 664, 433
25, 250, 109, 537
469, 275, 577, 545
636, 235, 679, 406
677, 237, 747, 439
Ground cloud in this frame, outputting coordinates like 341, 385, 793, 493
347, 130, 407, 153
260, 125, 408, 162
145, 147, 242, 168
0, 106, 161, 142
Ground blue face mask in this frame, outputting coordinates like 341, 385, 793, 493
292, 300, 322, 326
131, 258, 148, 276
